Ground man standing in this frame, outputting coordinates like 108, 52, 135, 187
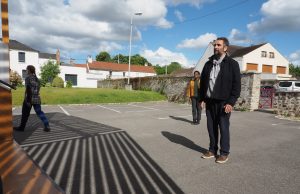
199, 37, 241, 164
186, 70, 202, 125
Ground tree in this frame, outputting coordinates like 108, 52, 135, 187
112, 54, 128, 64
154, 65, 165, 75
131, 54, 149, 66
96, 51, 111, 62
289, 63, 300, 78
40, 61, 60, 86
9, 70, 23, 87
154, 62, 182, 75
167, 62, 182, 74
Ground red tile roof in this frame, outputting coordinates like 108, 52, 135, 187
74, 64, 87, 68
87, 61, 156, 73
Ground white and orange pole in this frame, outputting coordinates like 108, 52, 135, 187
0, 0, 13, 142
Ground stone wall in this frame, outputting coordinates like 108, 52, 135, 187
235, 73, 261, 111
273, 92, 300, 117
98, 72, 261, 110
98, 76, 191, 102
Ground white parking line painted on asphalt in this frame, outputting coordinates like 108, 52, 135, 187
59, 105, 71, 116
157, 117, 169, 120
97, 105, 121, 113
128, 104, 160, 111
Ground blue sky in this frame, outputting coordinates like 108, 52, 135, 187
5, 0, 300, 67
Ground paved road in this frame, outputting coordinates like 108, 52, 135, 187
13, 101, 300, 194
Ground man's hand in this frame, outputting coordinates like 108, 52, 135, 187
200, 101, 205, 109
224, 104, 233, 113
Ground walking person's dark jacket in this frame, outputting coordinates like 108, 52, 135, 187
199, 55, 241, 106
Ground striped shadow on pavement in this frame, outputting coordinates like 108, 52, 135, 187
13, 112, 184, 194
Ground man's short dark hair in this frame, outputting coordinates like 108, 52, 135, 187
217, 37, 229, 46
194, 70, 200, 74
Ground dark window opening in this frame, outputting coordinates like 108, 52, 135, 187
65, 74, 77, 86
18, 52, 25, 62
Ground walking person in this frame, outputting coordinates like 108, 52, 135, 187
14, 65, 50, 132
199, 37, 241, 163
186, 70, 202, 125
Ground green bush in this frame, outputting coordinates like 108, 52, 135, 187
9, 70, 23, 87
66, 80, 73, 88
52, 76, 64, 88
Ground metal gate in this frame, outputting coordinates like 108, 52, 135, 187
259, 88, 274, 109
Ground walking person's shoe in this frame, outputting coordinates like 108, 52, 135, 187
44, 126, 51, 132
201, 151, 215, 159
191, 119, 197, 125
216, 155, 229, 164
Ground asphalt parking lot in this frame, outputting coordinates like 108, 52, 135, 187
13, 101, 300, 194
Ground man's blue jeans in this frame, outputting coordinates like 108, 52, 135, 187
19, 101, 49, 130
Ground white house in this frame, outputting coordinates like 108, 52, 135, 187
7, 39, 157, 88
6, 39, 58, 80
58, 58, 156, 88
195, 42, 292, 80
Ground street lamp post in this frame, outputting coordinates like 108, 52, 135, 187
127, 12, 142, 86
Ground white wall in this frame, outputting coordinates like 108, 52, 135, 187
9, 50, 40, 78
59, 66, 98, 88
195, 43, 214, 74
39, 58, 56, 67
242, 43, 289, 75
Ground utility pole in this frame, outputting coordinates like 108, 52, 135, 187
127, 12, 142, 89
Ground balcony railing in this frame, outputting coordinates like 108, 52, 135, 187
0, 80, 16, 90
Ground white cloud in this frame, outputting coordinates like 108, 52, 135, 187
97, 42, 123, 53
289, 50, 300, 66
7, 0, 172, 56
165, 0, 215, 8
174, 10, 185, 22
247, 0, 300, 33
141, 47, 190, 67
155, 18, 174, 29
229, 29, 252, 45
177, 33, 217, 49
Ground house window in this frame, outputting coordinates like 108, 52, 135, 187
276, 66, 286, 74
262, 64, 273, 73
65, 74, 77, 86
269, 52, 275, 58
246, 63, 258, 71
22, 70, 27, 79
123, 72, 126, 77
18, 52, 25, 62
261, 51, 267, 58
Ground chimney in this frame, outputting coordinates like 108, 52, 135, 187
56, 49, 60, 65
87, 55, 93, 63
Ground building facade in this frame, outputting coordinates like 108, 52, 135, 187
195, 42, 291, 80
8, 40, 157, 88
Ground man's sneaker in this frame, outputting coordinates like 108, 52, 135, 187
201, 151, 215, 159
44, 126, 51, 132
216, 155, 229, 164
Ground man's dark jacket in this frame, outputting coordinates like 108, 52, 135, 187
199, 54, 241, 106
